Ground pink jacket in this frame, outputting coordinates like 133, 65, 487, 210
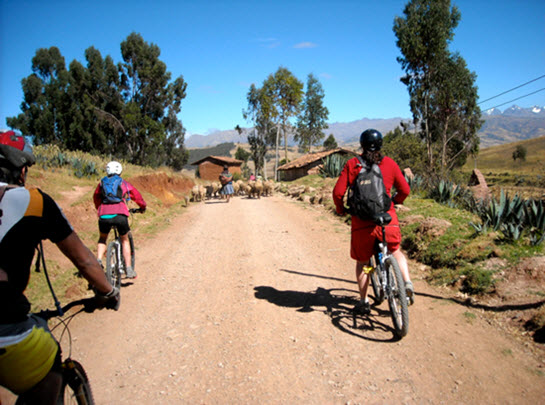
93, 179, 146, 217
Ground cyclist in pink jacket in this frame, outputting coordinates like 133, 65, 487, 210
93, 161, 146, 279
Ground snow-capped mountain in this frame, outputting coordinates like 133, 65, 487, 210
484, 105, 545, 118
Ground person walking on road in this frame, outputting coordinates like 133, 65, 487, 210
219, 165, 234, 203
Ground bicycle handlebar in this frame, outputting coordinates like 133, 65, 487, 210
129, 208, 144, 214
35, 298, 99, 320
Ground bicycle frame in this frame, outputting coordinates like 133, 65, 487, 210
369, 217, 410, 339
375, 233, 392, 294
111, 228, 124, 274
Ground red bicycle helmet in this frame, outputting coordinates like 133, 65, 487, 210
0, 130, 35, 168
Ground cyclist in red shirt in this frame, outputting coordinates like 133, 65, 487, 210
93, 161, 146, 279
333, 129, 414, 315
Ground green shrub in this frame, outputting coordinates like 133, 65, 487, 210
460, 266, 496, 295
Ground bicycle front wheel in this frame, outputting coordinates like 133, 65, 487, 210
105, 242, 121, 289
128, 231, 135, 271
60, 359, 94, 404
386, 256, 409, 338
370, 255, 384, 305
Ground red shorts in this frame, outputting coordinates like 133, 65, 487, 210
350, 215, 402, 262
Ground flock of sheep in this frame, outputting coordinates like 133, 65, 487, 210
190, 179, 278, 202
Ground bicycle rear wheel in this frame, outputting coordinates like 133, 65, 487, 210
60, 359, 94, 404
105, 242, 121, 289
386, 256, 409, 338
369, 255, 384, 305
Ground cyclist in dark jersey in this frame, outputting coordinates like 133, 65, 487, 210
0, 130, 119, 404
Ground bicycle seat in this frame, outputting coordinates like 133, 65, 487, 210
373, 213, 392, 226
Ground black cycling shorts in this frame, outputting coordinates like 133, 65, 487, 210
98, 215, 130, 236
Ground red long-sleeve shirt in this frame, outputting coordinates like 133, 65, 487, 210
332, 155, 410, 225
93, 178, 147, 217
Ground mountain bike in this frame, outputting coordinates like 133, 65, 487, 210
15, 298, 99, 405
104, 208, 142, 287
368, 213, 410, 339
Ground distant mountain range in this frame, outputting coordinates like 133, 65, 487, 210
185, 105, 545, 149
480, 105, 545, 147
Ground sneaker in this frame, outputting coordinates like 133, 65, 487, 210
405, 281, 415, 305
353, 300, 371, 316
125, 266, 137, 279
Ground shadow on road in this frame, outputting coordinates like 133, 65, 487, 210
254, 285, 402, 343
417, 291, 545, 312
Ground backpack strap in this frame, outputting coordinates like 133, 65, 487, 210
121, 179, 130, 202
0, 186, 6, 203
355, 154, 365, 167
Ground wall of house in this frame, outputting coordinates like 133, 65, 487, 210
280, 161, 322, 181
198, 161, 241, 181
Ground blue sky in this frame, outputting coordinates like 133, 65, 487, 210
1, 0, 544, 138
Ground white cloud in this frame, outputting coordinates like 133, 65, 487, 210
293, 41, 317, 49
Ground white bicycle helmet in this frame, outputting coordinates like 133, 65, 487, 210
106, 161, 122, 176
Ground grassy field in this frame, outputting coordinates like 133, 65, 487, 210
461, 135, 545, 199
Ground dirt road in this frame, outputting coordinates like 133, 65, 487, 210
5, 194, 545, 404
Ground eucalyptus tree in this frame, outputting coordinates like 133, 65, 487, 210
393, 0, 481, 176
263, 67, 304, 177
430, 53, 481, 173
8, 34, 188, 169
118, 32, 187, 166
295, 73, 329, 153
67, 46, 123, 154
7, 47, 71, 145
242, 84, 275, 178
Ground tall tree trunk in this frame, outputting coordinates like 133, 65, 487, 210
424, 94, 433, 170
283, 119, 288, 162
441, 118, 450, 178
275, 123, 281, 181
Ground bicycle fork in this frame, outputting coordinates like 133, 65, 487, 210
377, 243, 393, 296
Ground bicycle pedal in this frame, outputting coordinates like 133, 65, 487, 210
362, 266, 374, 274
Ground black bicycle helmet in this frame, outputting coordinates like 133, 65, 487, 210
359, 129, 383, 152
0, 130, 35, 168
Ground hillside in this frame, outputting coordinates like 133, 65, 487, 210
467, 135, 545, 173
479, 116, 545, 148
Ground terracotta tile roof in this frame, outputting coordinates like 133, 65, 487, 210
190, 155, 243, 166
277, 148, 357, 170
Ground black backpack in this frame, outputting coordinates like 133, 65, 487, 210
347, 155, 392, 222
101, 175, 125, 204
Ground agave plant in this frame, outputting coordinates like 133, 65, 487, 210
524, 198, 545, 246
429, 179, 461, 207
406, 174, 425, 191
320, 154, 348, 178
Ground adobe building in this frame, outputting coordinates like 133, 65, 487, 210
277, 148, 356, 181
190, 155, 243, 181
